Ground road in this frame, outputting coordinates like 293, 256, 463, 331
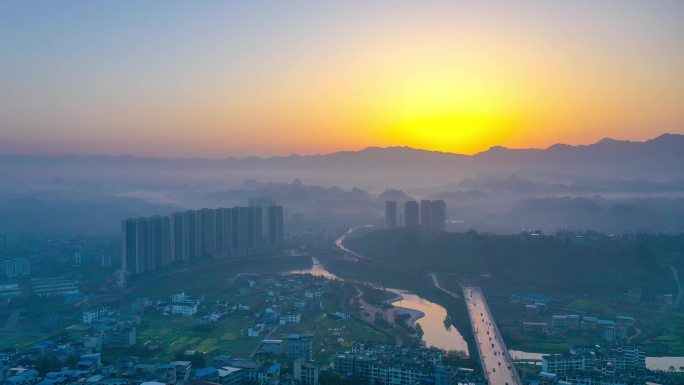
335, 227, 397, 269
627, 326, 642, 343
335, 228, 355, 254
335, 227, 379, 263
2, 309, 22, 331
250, 325, 279, 358
429, 272, 461, 299
463, 286, 522, 385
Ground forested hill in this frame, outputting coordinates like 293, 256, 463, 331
345, 229, 682, 296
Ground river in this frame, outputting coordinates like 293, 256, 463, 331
387, 288, 469, 353
288, 257, 469, 353
288, 255, 683, 371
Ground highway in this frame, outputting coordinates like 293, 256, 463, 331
463, 286, 523, 385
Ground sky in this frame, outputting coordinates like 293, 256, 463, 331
1, 1, 683, 158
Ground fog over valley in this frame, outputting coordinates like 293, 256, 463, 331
2, 134, 684, 237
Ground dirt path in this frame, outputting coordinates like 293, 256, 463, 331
3, 309, 22, 331
627, 326, 642, 343
250, 325, 279, 358
429, 272, 461, 299
670, 265, 683, 308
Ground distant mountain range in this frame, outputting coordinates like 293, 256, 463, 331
1, 133, 683, 189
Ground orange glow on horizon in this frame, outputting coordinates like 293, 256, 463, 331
4, 1, 682, 158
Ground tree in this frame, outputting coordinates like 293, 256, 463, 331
65, 355, 79, 368
415, 323, 424, 338
36, 356, 60, 375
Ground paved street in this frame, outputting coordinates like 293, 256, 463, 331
464, 286, 522, 385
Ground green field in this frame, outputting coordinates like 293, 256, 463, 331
637, 314, 684, 355
126, 290, 392, 365
130, 314, 260, 362
273, 314, 392, 365
1, 329, 57, 350
0, 299, 82, 350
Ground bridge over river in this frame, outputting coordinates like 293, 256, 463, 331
464, 286, 523, 385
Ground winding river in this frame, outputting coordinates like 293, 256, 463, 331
288, 257, 469, 353
288, 256, 683, 371
387, 288, 469, 353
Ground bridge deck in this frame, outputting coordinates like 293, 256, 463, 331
463, 286, 523, 385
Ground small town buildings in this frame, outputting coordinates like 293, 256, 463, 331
279, 312, 301, 325
217, 366, 243, 385
172, 302, 199, 316
542, 345, 647, 384
0, 258, 31, 278
522, 322, 549, 336
293, 359, 319, 385
260, 340, 283, 355
287, 334, 313, 362
171, 292, 201, 316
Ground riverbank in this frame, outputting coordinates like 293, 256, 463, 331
381, 291, 427, 331
292, 256, 427, 346
351, 285, 420, 346
329, 230, 684, 366
313, 251, 473, 355
314, 252, 684, 371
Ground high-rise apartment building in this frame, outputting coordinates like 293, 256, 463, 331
420, 200, 432, 227
195, 208, 216, 258
385, 201, 397, 229
268, 205, 284, 246
120, 204, 285, 286
399, 199, 447, 231
249, 196, 275, 240
430, 199, 446, 231
170, 211, 184, 262
247, 205, 262, 253
121, 219, 138, 278
404, 201, 419, 227
215, 207, 233, 256
182, 210, 197, 260
234, 206, 249, 257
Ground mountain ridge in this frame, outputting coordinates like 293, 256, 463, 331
1, 133, 683, 189
1, 133, 681, 161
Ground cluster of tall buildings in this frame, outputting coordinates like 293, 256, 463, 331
385, 199, 446, 231
0, 257, 31, 278
120, 202, 284, 286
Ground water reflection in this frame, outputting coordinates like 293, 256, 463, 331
285, 256, 684, 370
287, 257, 339, 280
645, 356, 684, 371
287, 256, 467, 353
388, 288, 469, 354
